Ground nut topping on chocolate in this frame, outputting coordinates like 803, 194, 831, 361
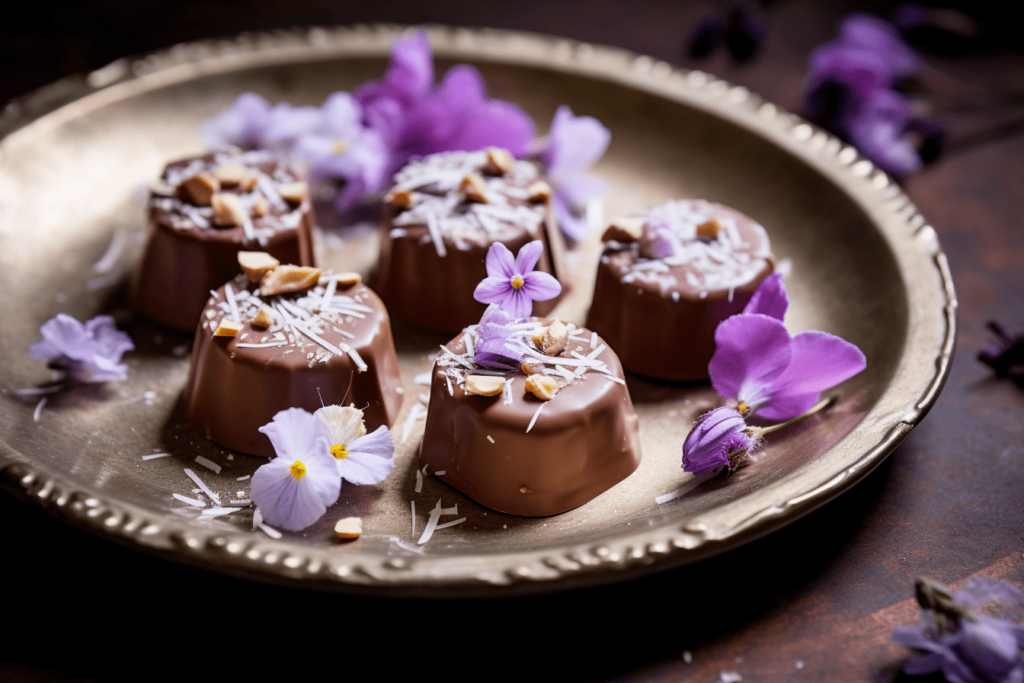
212, 161, 248, 188
696, 217, 723, 240
527, 181, 553, 203
251, 304, 276, 329
525, 375, 560, 400
385, 188, 416, 210
602, 216, 645, 243
541, 320, 569, 356
238, 251, 280, 283
334, 272, 362, 286
259, 265, 322, 297
460, 173, 490, 204
175, 171, 219, 206
464, 375, 506, 396
483, 147, 514, 175
211, 192, 247, 227
213, 319, 244, 337
277, 182, 308, 206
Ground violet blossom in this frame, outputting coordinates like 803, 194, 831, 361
473, 240, 561, 319
804, 13, 936, 176
708, 274, 866, 421
474, 305, 523, 370
29, 314, 134, 383
252, 405, 396, 531
539, 106, 611, 241
252, 408, 341, 531
893, 577, 1024, 682
682, 406, 758, 475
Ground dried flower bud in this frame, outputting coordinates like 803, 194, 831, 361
237, 251, 280, 283
483, 147, 514, 175
260, 265, 322, 297
175, 171, 220, 206
602, 216, 645, 243
464, 375, 506, 396
460, 173, 490, 203
525, 375, 560, 400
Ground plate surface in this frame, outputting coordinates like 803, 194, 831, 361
0, 25, 955, 595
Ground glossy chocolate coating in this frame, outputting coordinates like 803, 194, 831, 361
587, 201, 774, 382
130, 153, 316, 332
419, 323, 641, 517
374, 150, 566, 335
184, 275, 402, 457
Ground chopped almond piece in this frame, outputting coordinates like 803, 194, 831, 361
464, 375, 506, 396
385, 188, 416, 210
211, 192, 247, 227
521, 362, 542, 375
277, 182, 308, 205
483, 147, 514, 175
541, 320, 569, 356
252, 196, 269, 217
529, 326, 549, 347
251, 305, 275, 329
334, 517, 363, 539
238, 174, 258, 192
601, 216, 645, 243
527, 181, 552, 203
213, 319, 244, 337
460, 173, 490, 203
175, 171, 220, 206
237, 251, 280, 283
525, 375, 560, 401
212, 162, 248, 187
333, 272, 362, 287
260, 265, 322, 296
696, 217, 722, 240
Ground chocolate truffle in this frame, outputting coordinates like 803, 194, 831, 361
130, 151, 316, 331
419, 317, 641, 517
587, 199, 775, 382
374, 148, 567, 335
184, 267, 402, 458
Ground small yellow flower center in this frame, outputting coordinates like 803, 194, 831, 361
332, 139, 348, 154
511, 275, 525, 289
737, 401, 751, 417
331, 444, 349, 460
289, 461, 307, 479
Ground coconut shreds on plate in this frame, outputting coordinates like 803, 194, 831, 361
201, 506, 242, 517
414, 468, 423, 494
434, 517, 466, 531
184, 468, 220, 505
236, 475, 250, 481
252, 507, 263, 530
195, 456, 221, 474
172, 493, 206, 508
411, 500, 416, 538
259, 523, 283, 539
142, 453, 172, 460
33, 397, 46, 422
402, 403, 427, 443
416, 499, 460, 545
92, 229, 126, 274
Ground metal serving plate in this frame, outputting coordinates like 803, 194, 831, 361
0, 25, 955, 595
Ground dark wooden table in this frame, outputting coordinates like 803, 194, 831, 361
3, 2, 1023, 681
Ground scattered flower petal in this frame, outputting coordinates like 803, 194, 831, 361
540, 106, 610, 241
315, 405, 395, 485
29, 314, 134, 383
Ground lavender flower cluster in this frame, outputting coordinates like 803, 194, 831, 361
203, 32, 609, 240
804, 14, 940, 176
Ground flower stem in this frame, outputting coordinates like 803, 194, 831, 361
756, 395, 835, 436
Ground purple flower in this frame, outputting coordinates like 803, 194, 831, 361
355, 31, 434, 151
708, 274, 866, 421
540, 106, 610, 241
474, 305, 523, 370
252, 408, 341, 531
839, 13, 919, 77
847, 87, 922, 176
315, 405, 395, 485
893, 577, 1024, 683
29, 314, 134, 383
473, 241, 562, 319
682, 407, 756, 475
201, 93, 274, 150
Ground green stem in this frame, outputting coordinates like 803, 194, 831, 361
756, 395, 835, 436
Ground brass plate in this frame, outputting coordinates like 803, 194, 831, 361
0, 25, 955, 595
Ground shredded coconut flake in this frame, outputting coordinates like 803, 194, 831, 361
184, 468, 220, 505
526, 403, 545, 433
225, 283, 241, 322
172, 493, 206, 508
236, 475, 250, 481
259, 523, 283, 539
195, 456, 221, 474
487, 435, 495, 443
402, 404, 428, 443
33, 397, 46, 422
415, 468, 423, 494
411, 500, 416, 539
434, 517, 466, 531
142, 453, 172, 461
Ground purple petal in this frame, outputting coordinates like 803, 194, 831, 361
839, 14, 919, 77
807, 41, 894, 103
551, 172, 607, 212
355, 31, 433, 110
201, 92, 272, 150
902, 653, 944, 675
552, 195, 591, 242
258, 408, 331, 462
520, 271, 562, 303
474, 276, 513, 307
31, 314, 88, 362
505, 288, 533, 319
514, 240, 544, 274
682, 407, 753, 474
893, 626, 942, 651
84, 315, 135, 359
542, 105, 611, 176
484, 242, 516, 279
757, 330, 866, 421
952, 616, 1024, 682
251, 456, 340, 531
443, 97, 535, 158
847, 88, 922, 176
709, 314, 793, 411
742, 273, 788, 320
261, 103, 322, 155
338, 426, 395, 485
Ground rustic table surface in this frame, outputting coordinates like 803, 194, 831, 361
2, 2, 1022, 681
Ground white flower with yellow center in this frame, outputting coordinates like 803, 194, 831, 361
250, 408, 340, 531
315, 405, 396, 485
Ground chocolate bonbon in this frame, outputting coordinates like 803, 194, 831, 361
375, 148, 566, 335
130, 151, 316, 331
184, 266, 402, 458
587, 200, 775, 382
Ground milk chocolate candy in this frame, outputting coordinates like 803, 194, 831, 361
587, 200, 775, 382
130, 151, 316, 331
375, 149, 567, 335
184, 272, 402, 457
420, 319, 641, 517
